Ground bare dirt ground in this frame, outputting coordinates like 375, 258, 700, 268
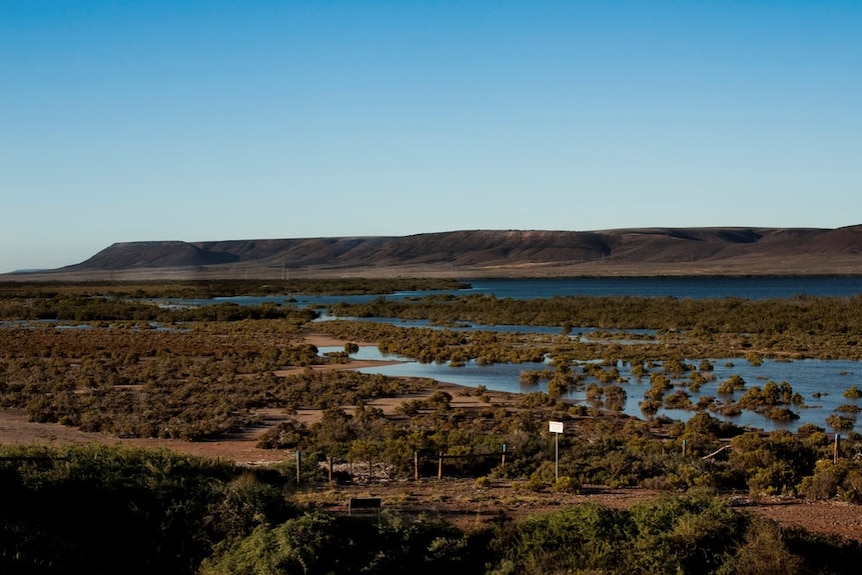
297, 479, 862, 542
2, 333, 862, 541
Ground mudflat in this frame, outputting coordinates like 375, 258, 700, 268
3, 331, 862, 542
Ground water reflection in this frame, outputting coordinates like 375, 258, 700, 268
320, 346, 862, 433
148, 276, 862, 310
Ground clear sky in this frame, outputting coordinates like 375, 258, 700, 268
1, 1, 860, 273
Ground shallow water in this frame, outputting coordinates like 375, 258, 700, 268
320, 346, 862, 433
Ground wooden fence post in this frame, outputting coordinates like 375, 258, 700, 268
834, 434, 840, 464
437, 453, 443, 480
414, 451, 419, 481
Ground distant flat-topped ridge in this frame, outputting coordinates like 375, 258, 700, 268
11, 226, 862, 280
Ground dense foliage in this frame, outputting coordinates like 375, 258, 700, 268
3, 445, 862, 575
0, 278, 467, 299
0, 444, 294, 575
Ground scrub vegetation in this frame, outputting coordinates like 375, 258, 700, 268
3, 279, 862, 573
3, 444, 862, 575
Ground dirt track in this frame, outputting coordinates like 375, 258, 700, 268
2, 333, 862, 542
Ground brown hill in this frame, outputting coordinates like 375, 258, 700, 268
11, 226, 862, 280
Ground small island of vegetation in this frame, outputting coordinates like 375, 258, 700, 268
3, 279, 862, 574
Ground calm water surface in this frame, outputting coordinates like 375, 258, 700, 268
155, 276, 862, 309
464, 276, 862, 300
318, 346, 862, 433
158, 277, 862, 433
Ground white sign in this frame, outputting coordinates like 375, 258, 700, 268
549, 421, 564, 434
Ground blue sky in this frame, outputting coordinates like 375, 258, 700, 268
1, 1, 860, 272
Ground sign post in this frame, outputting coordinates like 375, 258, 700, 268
549, 421, 564, 481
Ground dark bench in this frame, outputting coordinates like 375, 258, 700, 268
348, 497, 381, 515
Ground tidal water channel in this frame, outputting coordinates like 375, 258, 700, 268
321, 345, 862, 434
163, 276, 862, 433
